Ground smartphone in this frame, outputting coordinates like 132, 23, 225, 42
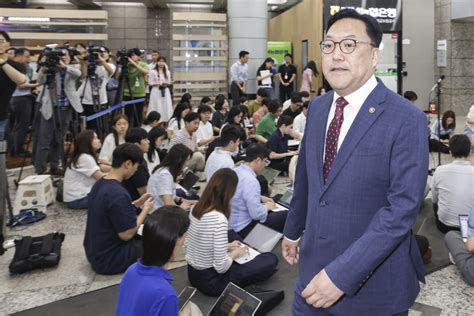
178, 286, 197, 311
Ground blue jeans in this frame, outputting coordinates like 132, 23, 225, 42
66, 195, 89, 209
0, 119, 8, 141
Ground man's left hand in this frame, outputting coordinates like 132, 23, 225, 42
301, 269, 344, 309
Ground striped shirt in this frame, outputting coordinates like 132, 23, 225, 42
185, 211, 233, 274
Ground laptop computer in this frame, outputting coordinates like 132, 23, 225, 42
235, 223, 283, 264
459, 215, 469, 242
270, 189, 294, 213
208, 282, 262, 316
259, 167, 280, 184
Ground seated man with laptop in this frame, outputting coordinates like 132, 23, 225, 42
230, 144, 288, 238
445, 206, 474, 286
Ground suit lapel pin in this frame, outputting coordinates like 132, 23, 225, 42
369, 107, 376, 114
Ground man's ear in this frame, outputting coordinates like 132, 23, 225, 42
372, 48, 380, 68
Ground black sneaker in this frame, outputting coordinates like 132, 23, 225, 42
49, 168, 64, 176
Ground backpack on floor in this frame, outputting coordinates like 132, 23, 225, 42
9, 232, 65, 274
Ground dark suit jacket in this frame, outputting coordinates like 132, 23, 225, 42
284, 79, 429, 315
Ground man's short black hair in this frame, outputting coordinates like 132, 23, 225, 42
261, 97, 271, 107
302, 100, 310, 109
111, 143, 144, 168
449, 134, 471, 158
15, 48, 30, 56
198, 104, 213, 114
268, 99, 283, 114
0, 31, 11, 42
257, 88, 268, 98
184, 111, 199, 123
277, 115, 294, 128
403, 91, 418, 102
284, 53, 292, 59
327, 9, 383, 47
220, 124, 244, 146
127, 48, 142, 57
291, 92, 302, 104
125, 127, 148, 144
239, 50, 249, 59
299, 90, 310, 98
141, 206, 190, 267
244, 143, 270, 162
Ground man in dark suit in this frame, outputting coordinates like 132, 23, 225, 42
282, 9, 428, 315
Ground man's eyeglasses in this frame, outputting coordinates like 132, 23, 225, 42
0, 39, 8, 43
319, 39, 376, 54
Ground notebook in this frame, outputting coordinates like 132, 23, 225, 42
208, 282, 262, 316
235, 223, 283, 264
459, 215, 469, 242
269, 189, 294, 213
181, 171, 199, 191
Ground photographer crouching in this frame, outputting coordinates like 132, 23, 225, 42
78, 46, 115, 136
34, 46, 83, 175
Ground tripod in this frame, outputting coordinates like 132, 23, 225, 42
0, 140, 15, 255
81, 66, 106, 140
114, 62, 139, 126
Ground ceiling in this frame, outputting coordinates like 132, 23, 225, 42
1, 0, 302, 12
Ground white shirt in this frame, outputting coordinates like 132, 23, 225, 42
63, 154, 100, 202
432, 160, 474, 227
293, 112, 307, 135
282, 99, 291, 111
325, 75, 378, 153
195, 121, 213, 144
205, 148, 235, 180
99, 133, 125, 163
144, 150, 160, 175
78, 63, 116, 105
148, 167, 176, 209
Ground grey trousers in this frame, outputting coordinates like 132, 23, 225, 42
444, 230, 474, 286
34, 107, 71, 174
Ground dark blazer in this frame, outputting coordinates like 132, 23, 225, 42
284, 79, 429, 315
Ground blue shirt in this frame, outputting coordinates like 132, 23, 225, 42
468, 207, 474, 237
230, 61, 248, 82
117, 260, 178, 316
267, 129, 289, 163
83, 178, 138, 274
230, 164, 268, 232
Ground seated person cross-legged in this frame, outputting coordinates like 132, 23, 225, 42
432, 134, 474, 233
204, 124, 243, 180
445, 206, 474, 286
148, 143, 196, 211
186, 168, 278, 297
63, 130, 106, 209
266, 115, 298, 173
230, 144, 288, 238
84, 143, 154, 275
117, 206, 202, 316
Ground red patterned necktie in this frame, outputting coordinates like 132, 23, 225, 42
323, 97, 349, 183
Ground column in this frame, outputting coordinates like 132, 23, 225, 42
228, 0, 268, 95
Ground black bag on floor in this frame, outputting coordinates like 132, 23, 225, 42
251, 289, 285, 316
9, 232, 65, 274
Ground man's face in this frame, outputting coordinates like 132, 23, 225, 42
151, 52, 159, 62
130, 54, 140, 62
18, 51, 31, 65
200, 111, 211, 122
322, 18, 379, 97
61, 50, 71, 64
0, 35, 10, 56
138, 138, 150, 153
255, 157, 269, 173
273, 106, 283, 118
241, 54, 249, 64
125, 161, 139, 179
285, 55, 292, 64
186, 119, 200, 134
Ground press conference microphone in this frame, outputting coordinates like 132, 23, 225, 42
430, 75, 445, 92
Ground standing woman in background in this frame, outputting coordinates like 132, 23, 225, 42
148, 56, 173, 124
256, 57, 275, 99
299, 60, 319, 95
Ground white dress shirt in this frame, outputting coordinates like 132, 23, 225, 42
195, 121, 213, 144
325, 75, 378, 154
293, 112, 307, 135
205, 148, 235, 180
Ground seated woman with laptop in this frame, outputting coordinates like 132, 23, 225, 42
185, 168, 279, 297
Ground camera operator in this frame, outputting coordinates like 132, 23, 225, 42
78, 46, 116, 132
121, 48, 148, 128
34, 47, 83, 175
9, 48, 40, 157
0, 31, 27, 141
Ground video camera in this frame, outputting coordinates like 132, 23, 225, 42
87, 45, 106, 64
115, 47, 142, 66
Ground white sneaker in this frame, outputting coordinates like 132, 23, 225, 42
448, 252, 455, 265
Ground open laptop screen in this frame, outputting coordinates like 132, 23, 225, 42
208, 283, 261, 316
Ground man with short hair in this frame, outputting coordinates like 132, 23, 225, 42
283, 90, 310, 111
247, 88, 267, 116
278, 53, 297, 102
205, 125, 242, 180
0, 31, 27, 141
84, 143, 154, 274
256, 99, 283, 141
293, 100, 309, 137
230, 143, 288, 238
266, 115, 298, 173
195, 104, 216, 149
123, 48, 149, 127
283, 9, 429, 314
9, 48, 39, 157
432, 134, 474, 233
169, 112, 205, 172
6, 47, 15, 60
282, 93, 303, 120
230, 50, 249, 106
403, 90, 418, 103
123, 127, 150, 201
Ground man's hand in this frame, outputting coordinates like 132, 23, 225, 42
261, 196, 274, 203
0, 56, 5, 64
142, 197, 154, 213
282, 237, 299, 265
228, 240, 242, 250
133, 193, 152, 208
59, 60, 66, 69
301, 269, 344, 309
265, 201, 276, 210
128, 57, 137, 67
